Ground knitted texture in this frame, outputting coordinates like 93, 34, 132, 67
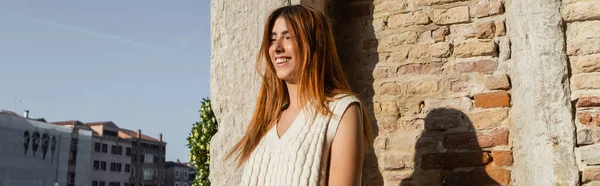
239, 95, 360, 186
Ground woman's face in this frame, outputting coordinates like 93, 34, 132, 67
269, 17, 298, 83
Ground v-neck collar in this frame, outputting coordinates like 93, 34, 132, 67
274, 107, 305, 140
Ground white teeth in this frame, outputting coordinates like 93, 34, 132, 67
276, 58, 290, 64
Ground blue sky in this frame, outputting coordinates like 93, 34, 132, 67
0, 0, 210, 162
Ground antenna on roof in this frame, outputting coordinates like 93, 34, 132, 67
13, 94, 22, 113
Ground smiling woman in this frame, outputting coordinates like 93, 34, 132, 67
226, 4, 373, 186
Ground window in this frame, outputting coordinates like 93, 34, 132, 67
126, 147, 131, 156
184, 184, 188, 186
174, 183, 178, 186
92, 181, 98, 186
100, 161, 107, 171
132, 167, 135, 175
154, 155, 158, 163
143, 169, 153, 181
117, 163, 122, 172
176, 170, 179, 178
184, 171, 188, 179
111, 145, 117, 154
94, 143, 101, 152
99, 181, 105, 186
117, 145, 123, 155
125, 164, 130, 172
144, 154, 153, 163
110, 162, 115, 171
108, 182, 121, 186
93, 161, 100, 170
102, 144, 108, 153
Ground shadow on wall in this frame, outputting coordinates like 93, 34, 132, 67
329, 0, 383, 185
401, 108, 501, 186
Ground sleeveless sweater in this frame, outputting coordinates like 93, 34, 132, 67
239, 95, 360, 186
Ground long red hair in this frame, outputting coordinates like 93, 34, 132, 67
227, 4, 373, 167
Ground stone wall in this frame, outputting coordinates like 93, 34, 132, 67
332, 0, 513, 185
210, 0, 600, 185
565, 0, 600, 185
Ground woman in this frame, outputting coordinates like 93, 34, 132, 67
227, 4, 373, 186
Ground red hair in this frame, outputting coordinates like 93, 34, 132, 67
227, 4, 373, 167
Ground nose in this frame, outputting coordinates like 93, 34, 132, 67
274, 39, 284, 54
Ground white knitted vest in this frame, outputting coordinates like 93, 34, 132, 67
239, 95, 360, 186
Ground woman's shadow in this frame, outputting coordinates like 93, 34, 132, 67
400, 108, 506, 186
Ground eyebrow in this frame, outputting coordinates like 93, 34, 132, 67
271, 30, 289, 37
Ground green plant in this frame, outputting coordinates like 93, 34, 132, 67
187, 98, 218, 186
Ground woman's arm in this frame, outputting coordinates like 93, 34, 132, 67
328, 103, 364, 186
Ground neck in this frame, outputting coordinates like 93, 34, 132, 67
285, 82, 301, 110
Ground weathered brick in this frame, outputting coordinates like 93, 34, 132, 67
387, 47, 411, 62
387, 130, 421, 150
468, 108, 509, 130
572, 73, 600, 90
454, 40, 497, 57
388, 11, 431, 28
567, 38, 600, 56
383, 170, 412, 182
423, 97, 473, 113
498, 38, 511, 61
422, 152, 492, 169
374, 136, 388, 150
450, 21, 495, 40
491, 151, 513, 166
584, 166, 600, 183
571, 54, 600, 74
562, 0, 600, 22
578, 111, 594, 125
433, 26, 450, 42
424, 108, 468, 132
409, 43, 452, 59
434, 6, 470, 25
450, 80, 473, 93
567, 21, 600, 41
379, 31, 419, 51
415, 136, 443, 153
373, 65, 392, 79
474, 91, 510, 108
379, 82, 403, 96
374, 0, 411, 14
443, 128, 509, 149
485, 74, 510, 90
415, 0, 469, 6
454, 59, 498, 74
407, 80, 439, 95
419, 30, 435, 44
396, 63, 444, 76
382, 153, 413, 170
380, 101, 400, 116
581, 143, 600, 165
444, 167, 511, 186
495, 20, 506, 36
577, 96, 600, 108
472, 0, 504, 18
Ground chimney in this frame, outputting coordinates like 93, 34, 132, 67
159, 133, 163, 142
24, 110, 29, 118
137, 129, 141, 138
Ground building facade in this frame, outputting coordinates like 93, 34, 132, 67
0, 110, 92, 186
52, 121, 134, 186
119, 129, 166, 186
164, 161, 193, 186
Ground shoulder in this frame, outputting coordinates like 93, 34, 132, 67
330, 94, 360, 108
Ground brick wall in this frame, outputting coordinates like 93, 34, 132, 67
332, 0, 512, 185
564, 0, 600, 185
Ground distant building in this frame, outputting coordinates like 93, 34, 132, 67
119, 129, 166, 186
164, 160, 194, 186
53, 121, 134, 186
0, 110, 92, 186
